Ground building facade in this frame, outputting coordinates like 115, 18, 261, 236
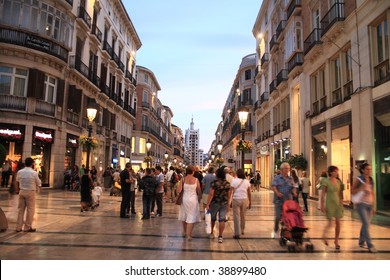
252, 0, 390, 211
219, 54, 256, 174
0, 0, 141, 187
185, 117, 201, 166
132, 65, 173, 171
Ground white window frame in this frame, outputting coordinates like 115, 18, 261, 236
0, 65, 28, 97
44, 75, 57, 104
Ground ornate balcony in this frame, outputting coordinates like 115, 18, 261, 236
270, 35, 279, 52
287, 52, 303, 73
77, 6, 92, 29
0, 95, 26, 111
91, 24, 102, 42
35, 100, 55, 116
374, 59, 390, 87
304, 28, 322, 55
276, 20, 287, 40
276, 69, 288, 87
260, 92, 269, 104
269, 79, 278, 94
287, 0, 302, 20
261, 53, 269, 66
320, 2, 345, 36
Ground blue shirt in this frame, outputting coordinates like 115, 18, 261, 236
202, 173, 216, 194
271, 174, 294, 203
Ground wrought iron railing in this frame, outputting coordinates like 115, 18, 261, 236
287, 52, 303, 73
261, 53, 269, 66
91, 24, 102, 42
320, 2, 345, 35
304, 28, 322, 54
287, 0, 302, 20
0, 95, 26, 111
78, 6, 92, 28
35, 100, 55, 116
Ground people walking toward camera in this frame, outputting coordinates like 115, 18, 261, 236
316, 171, 328, 209
15, 157, 41, 232
271, 162, 296, 239
321, 165, 344, 250
352, 163, 376, 253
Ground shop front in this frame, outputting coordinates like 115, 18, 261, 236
330, 113, 352, 202
374, 96, 390, 211
32, 127, 54, 187
0, 123, 25, 163
65, 133, 79, 170
312, 122, 327, 197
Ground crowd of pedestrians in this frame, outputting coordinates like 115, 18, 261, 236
4, 157, 377, 253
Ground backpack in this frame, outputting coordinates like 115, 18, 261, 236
170, 172, 179, 184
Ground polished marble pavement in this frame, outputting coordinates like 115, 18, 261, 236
0, 188, 389, 260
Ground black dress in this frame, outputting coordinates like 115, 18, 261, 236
80, 175, 93, 204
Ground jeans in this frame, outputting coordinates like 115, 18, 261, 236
142, 195, 154, 218
274, 201, 283, 232
357, 203, 374, 248
302, 192, 308, 211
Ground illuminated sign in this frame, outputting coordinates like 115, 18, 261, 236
112, 158, 118, 164
33, 128, 54, 143
0, 128, 23, 139
67, 134, 79, 147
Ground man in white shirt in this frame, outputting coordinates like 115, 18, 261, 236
15, 157, 41, 232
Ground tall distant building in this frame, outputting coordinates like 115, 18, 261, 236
185, 117, 201, 166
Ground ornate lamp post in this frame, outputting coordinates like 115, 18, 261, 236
238, 106, 249, 171
146, 138, 152, 168
86, 103, 97, 170
217, 140, 223, 168
164, 151, 169, 170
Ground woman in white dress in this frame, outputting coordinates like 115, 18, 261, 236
178, 165, 201, 240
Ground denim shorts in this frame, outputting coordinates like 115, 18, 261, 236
209, 201, 228, 222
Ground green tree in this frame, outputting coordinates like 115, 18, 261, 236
288, 153, 308, 171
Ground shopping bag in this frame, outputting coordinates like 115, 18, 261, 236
205, 209, 212, 234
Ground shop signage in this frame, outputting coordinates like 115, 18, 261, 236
0, 128, 23, 140
26, 35, 51, 52
67, 134, 79, 148
34, 130, 54, 143
112, 158, 118, 164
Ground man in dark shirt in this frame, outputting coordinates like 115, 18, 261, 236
120, 163, 133, 218
138, 168, 158, 219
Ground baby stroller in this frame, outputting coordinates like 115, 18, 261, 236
110, 181, 122, 196
279, 200, 314, 252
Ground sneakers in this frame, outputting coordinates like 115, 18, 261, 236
359, 243, 368, 249
218, 236, 223, 243
155, 213, 162, 217
272, 230, 279, 239
24, 228, 36, 232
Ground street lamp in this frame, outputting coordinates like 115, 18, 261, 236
217, 140, 223, 168
238, 106, 249, 171
146, 138, 152, 168
173, 158, 177, 167
211, 152, 215, 161
86, 102, 97, 170
164, 151, 169, 169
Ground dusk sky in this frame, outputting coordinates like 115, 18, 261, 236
125, 1, 261, 152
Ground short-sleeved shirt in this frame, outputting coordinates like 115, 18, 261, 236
231, 178, 250, 199
202, 173, 216, 194
155, 172, 165, 193
120, 169, 131, 192
16, 167, 41, 191
271, 174, 294, 203
210, 179, 231, 205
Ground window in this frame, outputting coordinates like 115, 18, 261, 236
0, 65, 28, 97
44, 75, 57, 103
144, 73, 149, 83
310, 68, 326, 114
371, 17, 389, 86
331, 56, 341, 104
0, 0, 73, 48
245, 69, 251, 80
143, 90, 148, 103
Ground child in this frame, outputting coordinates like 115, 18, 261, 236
92, 183, 103, 207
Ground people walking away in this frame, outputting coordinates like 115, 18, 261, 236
254, 171, 261, 191
166, 166, 177, 203
300, 171, 311, 212
178, 165, 202, 240
138, 168, 158, 219
92, 183, 103, 207
80, 169, 95, 212
352, 163, 376, 253
321, 165, 344, 250
291, 169, 301, 203
90, 166, 98, 182
119, 163, 133, 218
15, 157, 41, 232
316, 171, 328, 209
206, 167, 233, 243
271, 162, 296, 238
153, 166, 165, 217
201, 167, 216, 210
128, 168, 137, 215
103, 167, 113, 190
230, 169, 252, 239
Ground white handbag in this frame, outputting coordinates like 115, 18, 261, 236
351, 177, 365, 204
